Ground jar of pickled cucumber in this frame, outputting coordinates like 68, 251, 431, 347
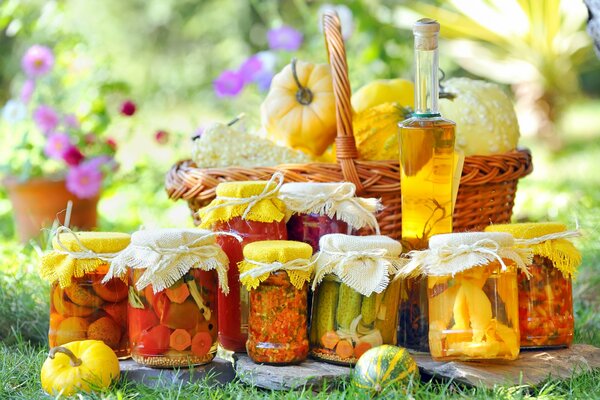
197, 174, 288, 352
105, 228, 230, 367
402, 232, 533, 361
239, 240, 313, 364
310, 234, 403, 365
485, 223, 581, 349
40, 228, 131, 358
279, 182, 382, 252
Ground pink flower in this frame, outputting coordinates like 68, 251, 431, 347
66, 161, 103, 199
20, 79, 36, 104
239, 56, 263, 84
44, 132, 71, 159
267, 26, 303, 51
155, 130, 169, 144
120, 100, 136, 116
84, 133, 96, 144
33, 105, 59, 134
106, 138, 117, 151
62, 145, 85, 166
213, 70, 244, 97
21, 45, 54, 78
63, 114, 79, 129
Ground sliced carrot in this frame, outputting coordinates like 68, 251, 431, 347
321, 331, 340, 350
144, 285, 155, 307
166, 283, 190, 304
170, 328, 192, 351
335, 339, 354, 359
191, 331, 213, 357
353, 341, 372, 359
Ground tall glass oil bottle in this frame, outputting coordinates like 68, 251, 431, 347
397, 19, 456, 352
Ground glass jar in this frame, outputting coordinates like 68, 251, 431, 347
428, 263, 520, 361
247, 271, 309, 364
397, 277, 429, 352
287, 214, 351, 253
518, 255, 573, 348
49, 269, 129, 358
128, 269, 218, 367
214, 217, 287, 352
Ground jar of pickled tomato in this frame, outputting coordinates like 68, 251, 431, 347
240, 240, 313, 364
486, 223, 581, 349
41, 229, 131, 358
197, 174, 287, 352
402, 232, 532, 361
310, 234, 403, 365
105, 228, 230, 367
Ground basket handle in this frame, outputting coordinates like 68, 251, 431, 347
322, 11, 364, 192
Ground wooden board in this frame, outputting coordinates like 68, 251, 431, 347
412, 344, 600, 388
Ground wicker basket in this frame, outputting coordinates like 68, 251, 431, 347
165, 12, 532, 241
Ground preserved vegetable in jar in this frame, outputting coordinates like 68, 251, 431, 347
400, 232, 532, 361
279, 182, 382, 252
397, 277, 429, 352
41, 229, 131, 358
240, 241, 313, 364
310, 234, 403, 365
105, 228, 230, 367
197, 174, 288, 352
485, 223, 581, 349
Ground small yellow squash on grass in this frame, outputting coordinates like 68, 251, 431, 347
41, 340, 120, 396
261, 59, 337, 157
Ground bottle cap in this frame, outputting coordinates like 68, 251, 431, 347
413, 18, 440, 50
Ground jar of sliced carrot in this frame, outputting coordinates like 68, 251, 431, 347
485, 223, 581, 349
310, 234, 403, 365
197, 174, 288, 352
105, 228, 230, 367
240, 240, 313, 365
41, 228, 131, 358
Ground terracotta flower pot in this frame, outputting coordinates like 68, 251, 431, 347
3, 176, 99, 243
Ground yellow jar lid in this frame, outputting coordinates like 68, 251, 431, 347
243, 240, 312, 263
485, 222, 567, 240
52, 231, 131, 253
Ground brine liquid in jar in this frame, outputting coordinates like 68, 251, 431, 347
397, 276, 430, 352
215, 217, 287, 352
428, 264, 520, 361
518, 255, 574, 348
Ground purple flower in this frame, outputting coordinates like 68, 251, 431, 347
44, 133, 71, 159
87, 155, 112, 169
267, 26, 303, 51
254, 69, 274, 92
66, 161, 103, 199
21, 45, 54, 78
213, 70, 244, 98
62, 145, 85, 166
33, 105, 59, 134
120, 100, 136, 116
63, 114, 79, 129
239, 56, 263, 84
20, 79, 36, 104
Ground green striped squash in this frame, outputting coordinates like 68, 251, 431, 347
352, 345, 419, 394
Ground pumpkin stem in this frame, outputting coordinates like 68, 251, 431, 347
291, 58, 314, 106
49, 346, 83, 367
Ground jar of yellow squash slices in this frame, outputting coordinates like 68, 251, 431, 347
41, 228, 131, 358
310, 234, 403, 365
485, 223, 581, 349
401, 232, 532, 361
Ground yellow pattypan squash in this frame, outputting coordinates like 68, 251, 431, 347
351, 78, 414, 113
41, 340, 120, 396
261, 59, 337, 157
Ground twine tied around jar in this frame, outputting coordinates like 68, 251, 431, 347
279, 182, 382, 233
198, 171, 284, 221
514, 229, 581, 246
239, 257, 315, 290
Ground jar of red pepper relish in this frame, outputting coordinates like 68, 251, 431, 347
486, 223, 581, 349
197, 174, 288, 352
240, 240, 313, 364
279, 182, 382, 253
105, 228, 230, 367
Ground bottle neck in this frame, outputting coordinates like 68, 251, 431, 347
414, 45, 440, 118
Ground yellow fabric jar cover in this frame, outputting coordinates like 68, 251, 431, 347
485, 222, 581, 277
40, 227, 131, 288
239, 240, 313, 290
197, 172, 286, 228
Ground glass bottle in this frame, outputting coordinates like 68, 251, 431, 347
398, 18, 456, 352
